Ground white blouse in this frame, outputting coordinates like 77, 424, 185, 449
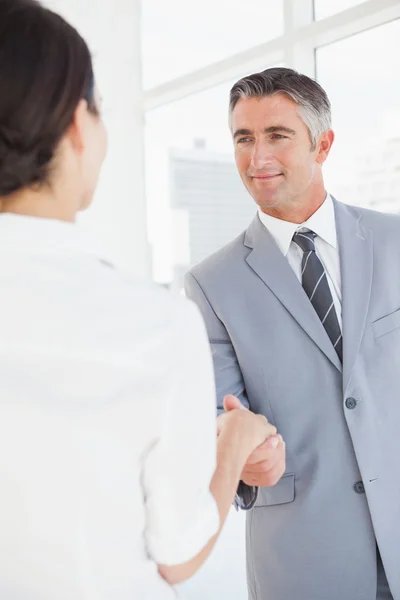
0, 214, 219, 600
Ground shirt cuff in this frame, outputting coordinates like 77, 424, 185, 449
234, 482, 259, 511
146, 490, 220, 566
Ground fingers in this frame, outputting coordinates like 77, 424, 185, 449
216, 404, 248, 436
216, 412, 228, 436
265, 458, 286, 486
243, 438, 285, 473
241, 437, 286, 487
246, 434, 282, 465
216, 398, 245, 435
218, 401, 279, 459
242, 457, 286, 487
263, 422, 278, 439
223, 395, 246, 412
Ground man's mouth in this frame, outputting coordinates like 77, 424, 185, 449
251, 173, 282, 180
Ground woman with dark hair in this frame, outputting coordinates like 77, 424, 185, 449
0, 1, 284, 599
0, 0, 104, 212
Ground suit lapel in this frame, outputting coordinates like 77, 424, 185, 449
244, 215, 342, 372
333, 199, 373, 390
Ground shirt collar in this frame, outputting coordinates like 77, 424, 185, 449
258, 193, 337, 256
0, 213, 109, 262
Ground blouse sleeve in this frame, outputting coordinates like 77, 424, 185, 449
142, 300, 220, 566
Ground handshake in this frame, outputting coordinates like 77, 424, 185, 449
158, 395, 286, 587
217, 395, 286, 488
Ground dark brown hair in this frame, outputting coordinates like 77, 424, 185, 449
0, 0, 98, 196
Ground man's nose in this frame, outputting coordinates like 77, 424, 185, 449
250, 141, 274, 170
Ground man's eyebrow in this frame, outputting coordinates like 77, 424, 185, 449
233, 126, 297, 139
264, 126, 296, 135
233, 128, 252, 140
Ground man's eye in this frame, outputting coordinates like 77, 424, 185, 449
271, 134, 288, 140
237, 137, 251, 144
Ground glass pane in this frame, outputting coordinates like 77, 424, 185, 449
146, 76, 260, 285
145, 67, 285, 286
314, 0, 365, 20
141, 0, 283, 89
316, 20, 400, 213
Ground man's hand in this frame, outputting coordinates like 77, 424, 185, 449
241, 434, 286, 487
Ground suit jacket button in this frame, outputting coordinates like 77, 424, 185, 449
354, 481, 365, 494
346, 397, 357, 409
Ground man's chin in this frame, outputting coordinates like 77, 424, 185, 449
256, 194, 282, 210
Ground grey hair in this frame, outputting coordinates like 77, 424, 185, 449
229, 67, 332, 150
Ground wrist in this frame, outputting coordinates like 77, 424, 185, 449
217, 426, 250, 477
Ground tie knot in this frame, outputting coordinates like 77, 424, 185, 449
293, 230, 316, 253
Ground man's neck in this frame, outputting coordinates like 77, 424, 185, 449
260, 191, 327, 224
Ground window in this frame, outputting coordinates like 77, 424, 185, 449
316, 19, 400, 213
141, 0, 283, 89
145, 70, 280, 286
314, 0, 366, 21
140, 2, 400, 597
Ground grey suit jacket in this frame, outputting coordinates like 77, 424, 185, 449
185, 199, 400, 600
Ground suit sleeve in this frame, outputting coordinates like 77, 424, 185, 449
184, 270, 258, 511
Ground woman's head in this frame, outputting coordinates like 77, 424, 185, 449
0, 0, 107, 218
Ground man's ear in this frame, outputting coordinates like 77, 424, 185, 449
316, 129, 335, 165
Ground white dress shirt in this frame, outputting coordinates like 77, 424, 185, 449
258, 194, 342, 329
0, 214, 219, 600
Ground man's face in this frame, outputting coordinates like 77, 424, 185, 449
231, 94, 332, 216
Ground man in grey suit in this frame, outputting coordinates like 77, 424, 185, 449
185, 68, 399, 600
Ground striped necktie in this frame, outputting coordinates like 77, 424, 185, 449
293, 230, 342, 362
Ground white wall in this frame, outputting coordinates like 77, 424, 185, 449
45, 0, 152, 278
